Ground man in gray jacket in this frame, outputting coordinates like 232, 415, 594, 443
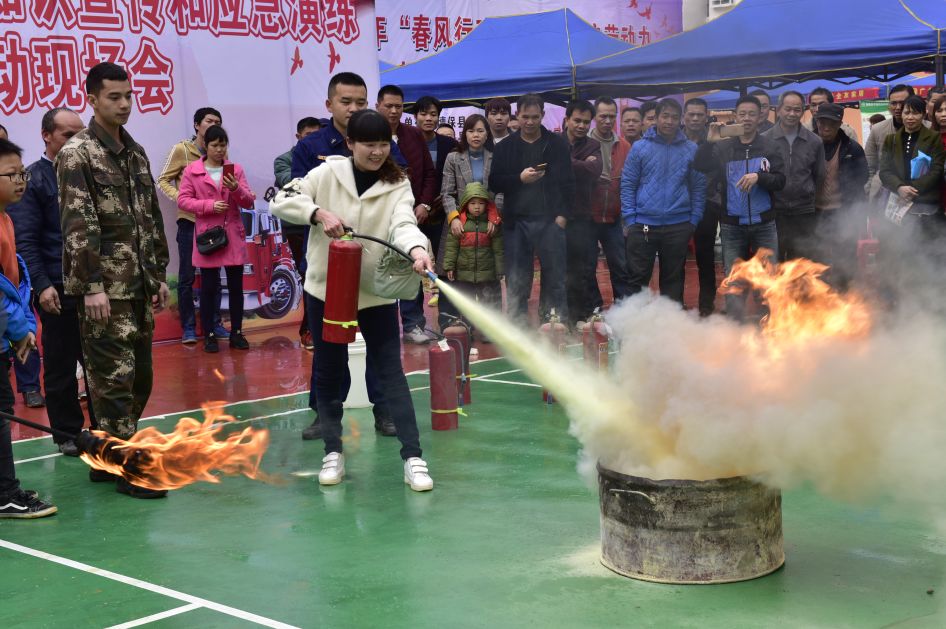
763, 91, 826, 261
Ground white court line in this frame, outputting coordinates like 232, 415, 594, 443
0, 539, 300, 629
105, 603, 201, 629
13, 452, 62, 466
473, 378, 543, 389
14, 356, 509, 444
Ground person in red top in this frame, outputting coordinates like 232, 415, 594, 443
589, 97, 633, 310
376, 85, 437, 343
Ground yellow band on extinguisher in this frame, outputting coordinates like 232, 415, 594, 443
323, 318, 358, 328
431, 408, 468, 416
456, 373, 478, 380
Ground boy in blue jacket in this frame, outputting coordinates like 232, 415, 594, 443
621, 98, 706, 304
0, 139, 56, 518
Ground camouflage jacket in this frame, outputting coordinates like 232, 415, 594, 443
57, 118, 169, 300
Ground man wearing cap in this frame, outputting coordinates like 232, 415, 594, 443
813, 103, 868, 289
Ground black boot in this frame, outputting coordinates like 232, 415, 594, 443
116, 477, 168, 499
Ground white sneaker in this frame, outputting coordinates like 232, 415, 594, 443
470, 347, 479, 357
318, 452, 345, 485
404, 457, 433, 492
403, 326, 432, 344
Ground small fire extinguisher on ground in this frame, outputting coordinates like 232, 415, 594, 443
429, 339, 460, 430
582, 309, 610, 371
442, 318, 472, 405
538, 309, 568, 404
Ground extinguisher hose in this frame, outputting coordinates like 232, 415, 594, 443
344, 227, 414, 263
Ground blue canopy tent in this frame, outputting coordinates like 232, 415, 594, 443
380, 8, 637, 104
576, 0, 946, 98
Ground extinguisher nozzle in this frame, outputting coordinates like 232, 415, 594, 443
426, 271, 439, 282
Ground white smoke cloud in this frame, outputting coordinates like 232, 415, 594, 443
578, 293, 946, 507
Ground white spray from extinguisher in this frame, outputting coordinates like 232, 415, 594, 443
427, 273, 675, 471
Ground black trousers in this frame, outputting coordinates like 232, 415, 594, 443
283, 227, 309, 336
309, 298, 421, 460
38, 288, 95, 442
625, 222, 692, 304
200, 266, 244, 335
693, 204, 720, 314
0, 352, 18, 496
565, 218, 598, 325
776, 212, 820, 261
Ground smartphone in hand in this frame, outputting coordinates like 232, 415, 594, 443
222, 163, 235, 180
719, 125, 742, 138
534, 163, 548, 172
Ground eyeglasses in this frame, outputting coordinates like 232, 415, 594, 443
0, 171, 30, 183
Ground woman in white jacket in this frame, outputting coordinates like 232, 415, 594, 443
270, 110, 435, 491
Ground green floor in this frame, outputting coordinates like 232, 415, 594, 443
3, 357, 945, 628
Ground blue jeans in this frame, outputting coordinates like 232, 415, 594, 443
12, 348, 40, 393
305, 293, 388, 419
308, 297, 421, 459
720, 221, 779, 322
176, 219, 222, 333
506, 218, 567, 322
398, 285, 426, 333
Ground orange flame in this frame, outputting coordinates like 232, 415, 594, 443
213, 368, 226, 383
721, 249, 872, 344
79, 403, 270, 491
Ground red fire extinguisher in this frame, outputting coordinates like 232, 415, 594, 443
538, 309, 567, 403
429, 340, 459, 430
442, 320, 472, 405
582, 309, 610, 371
322, 234, 362, 344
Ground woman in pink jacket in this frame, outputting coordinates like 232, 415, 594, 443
177, 126, 255, 353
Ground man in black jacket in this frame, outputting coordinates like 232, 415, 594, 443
7, 108, 94, 456
813, 103, 868, 289
490, 94, 575, 323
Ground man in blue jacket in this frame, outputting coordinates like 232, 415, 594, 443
7, 108, 94, 456
621, 98, 706, 304
693, 95, 786, 322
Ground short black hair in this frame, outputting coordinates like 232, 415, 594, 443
413, 95, 443, 116
86, 62, 128, 96
516, 93, 544, 113
808, 87, 834, 104
296, 117, 321, 134
484, 97, 511, 115
640, 101, 658, 116
437, 122, 454, 130
735, 95, 762, 111
889, 84, 916, 98
377, 84, 404, 102
778, 91, 805, 107
684, 97, 708, 111
347, 109, 392, 143
565, 100, 594, 119
929, 87, 946, 96
869, 113, 887, 125
204, 125, 229, 145
193, 107, 222, 128
748, 89, 770, 102
41, 107, 77, 134
594, 96, 617, 112
327, 72, 367, 99
621, 106, 641, 118
902, 94, 926, 115
0, 138, 23, 160
655, 98, 682, 117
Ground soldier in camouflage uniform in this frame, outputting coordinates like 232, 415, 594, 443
57, 63, 170, 499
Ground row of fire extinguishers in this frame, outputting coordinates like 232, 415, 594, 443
538, 308, 611, 404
